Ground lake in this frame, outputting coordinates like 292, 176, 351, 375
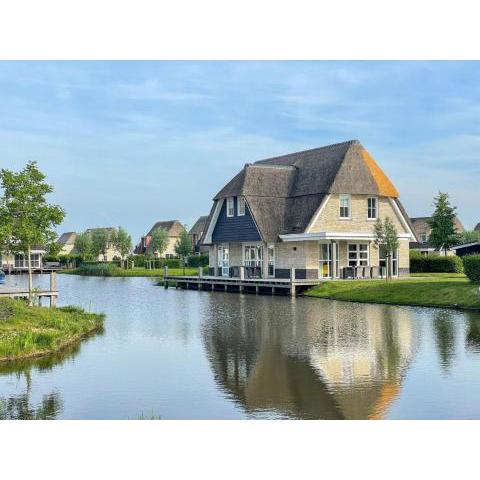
1, 273, 480, 419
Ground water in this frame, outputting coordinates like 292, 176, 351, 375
1, 274, 480, 419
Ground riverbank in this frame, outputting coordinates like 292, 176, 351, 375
0, 298, 104, 362
305, 274, 480, 310
60, 265, 198, 277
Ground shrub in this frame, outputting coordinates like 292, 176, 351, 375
463, 255, 480, 282
187, 254, 209, 268
127, 254, 146, 268
75, 263, 119, 276
58, 254, 85, 266
410, 251, 463, 273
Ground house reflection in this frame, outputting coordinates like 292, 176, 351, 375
202, 296, 417, 419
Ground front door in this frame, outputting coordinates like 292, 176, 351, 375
218, 244, 230, 277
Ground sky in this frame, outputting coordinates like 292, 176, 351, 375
0, 61, 479, 242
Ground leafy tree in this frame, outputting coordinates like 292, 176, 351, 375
175, 228, 192, 274
428, 192, 460, 255
90, 229, 110, 262
46, 240, 62, 258
373, 217, 399, 281
74, 231, 93, 261
112, 226, 132, 267
149, 228, 169, 261
457, 230, 480, 245
0, 162, 65, 304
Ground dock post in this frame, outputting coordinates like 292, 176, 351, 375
50, 271, 57, 308
224, 284, 227, 292
211, 283, 214, 291
290, 284, 296, 297
290, 267, 296, 297
255, 286, 259, 295
272, 287, 275, 295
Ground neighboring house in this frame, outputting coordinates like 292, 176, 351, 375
189, 216, 209, 254
0, 246, 46, 271
201, 140, 417, 280
475, 222, 480, 232
451, 242, 480, 257
85, 227, 121, 262
409, 216, 464, 256
134, 220, 186, 258
57, 231, 77, 255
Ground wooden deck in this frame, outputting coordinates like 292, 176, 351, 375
163, 274, 321, 296
0, 272, 59, 306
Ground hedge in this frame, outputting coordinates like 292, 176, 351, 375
463, 255, 480, 282
410, 251, 464, 273
187, 254, 209, 268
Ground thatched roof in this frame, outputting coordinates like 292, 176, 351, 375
57, 231, 77, 245
188, 216, 208, 236
474, 222, 480, 232
411, 215, 465, 239
146, 220, 185, 237
205, 140, 408, 243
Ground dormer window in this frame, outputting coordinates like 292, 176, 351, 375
339, 194, 351, 219
227, 197, 234, 217
238, 196, 246, 216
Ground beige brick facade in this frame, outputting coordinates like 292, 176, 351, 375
310, 194, 408, 234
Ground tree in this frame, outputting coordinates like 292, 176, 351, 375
457, 230, 480, 245
0, 162, 65, 304
175, 228, 193, 274
90, 229, 110, 262
149, 228, 169, 265
46, 240, 62, 258
112, 226, 132, 268
373, 216, 399, 281
74, 231, 93, 261
428, 192, 460, 255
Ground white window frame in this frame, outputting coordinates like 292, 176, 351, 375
237, 196, 246, 216
339, 194, 351, 219
243, 243, 263, 268
226, 197, 234, 217
367, 196, 378, 220
347, 243, 369, 267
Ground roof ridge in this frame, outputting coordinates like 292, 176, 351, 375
246, 163, 297, 170
253, 139, 359, 165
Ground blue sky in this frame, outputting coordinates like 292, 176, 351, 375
1, 61, 479, 241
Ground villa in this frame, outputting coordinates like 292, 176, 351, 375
189, 216, 209, 254
134, 220, 186, 258
0, 246, 46, 272
200, 140, 417, 281
57, 231, 77, 255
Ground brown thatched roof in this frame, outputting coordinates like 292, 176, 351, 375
57, 231, 77, 245
474, 222, 480, 232
188, 216, 208, 236
205, 140, 407, 243
146, 220, 185, 237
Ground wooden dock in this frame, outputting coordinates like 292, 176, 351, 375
163, 273, 321, 296
0, 272, 59, 307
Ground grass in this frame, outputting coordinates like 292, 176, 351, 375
60, 263, 199, 277
0, 298, 104, 362
305, 273, 480, 310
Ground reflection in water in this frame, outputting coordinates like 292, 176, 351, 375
0, 328, 104, 420
433, 311, 456, 372
203, 297, 417, 419
465, 313, 480, 353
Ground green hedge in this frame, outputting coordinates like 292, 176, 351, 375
126, 255, 182, 269
463, 255, 480, 282
410, 251, 464, 273
75, 263, 119, 276
187, 254, 209, 268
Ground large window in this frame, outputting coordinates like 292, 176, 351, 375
339, 194, 351, 219
238, 196, 246, 216
367, 197, 377, 219
244, 245, 263, 268
348, 243, 369, 267
379, 246, 398, 277
14, 253, 41, 268
226, 197, 234, 217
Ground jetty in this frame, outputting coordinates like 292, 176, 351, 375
164, 267, 320, 296
0, 272, 59, 307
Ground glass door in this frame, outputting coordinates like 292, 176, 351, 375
218, 244, 230, 277
379, 246, 398, 277
244, 244, 263, 278
319, 243, 332, 278
268, 245, 275, 277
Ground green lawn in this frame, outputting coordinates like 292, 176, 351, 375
306, 274, 480, 310
60, 266, 199, 277
0, 298, 104, 361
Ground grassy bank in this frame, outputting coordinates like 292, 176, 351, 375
0, 298, 104, 362
60, 264, 198, 277
305, 274, 480, 311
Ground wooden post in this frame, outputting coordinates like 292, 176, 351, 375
50, 271, 57, 308
199, 267, 203, 278
239, 266, 245, 281
290, 284, 296, 297
255, 286, 259, 295
224, 284, 227, 292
